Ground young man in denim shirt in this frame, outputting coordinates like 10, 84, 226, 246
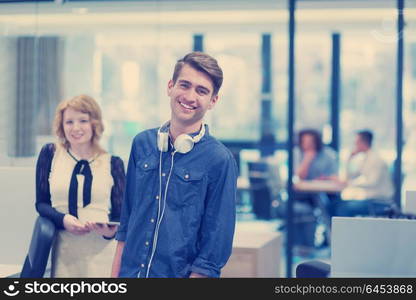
111, 52, 238, 278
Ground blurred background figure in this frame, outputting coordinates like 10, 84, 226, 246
292, 129, 339, 254
337, 130, 394, 217
35, 95, 125, 277
295, 129, 338, 182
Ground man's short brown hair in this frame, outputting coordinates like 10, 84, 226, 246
172, 52, 223, 96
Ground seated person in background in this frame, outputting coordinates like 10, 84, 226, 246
35, 95, 126, 277
336, 130, 394, 216
295, 129, 338, 182
293, 129, 339, 250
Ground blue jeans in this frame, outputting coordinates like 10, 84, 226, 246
335, 199, 391, 217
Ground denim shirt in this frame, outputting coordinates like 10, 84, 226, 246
116, 125, 238, 278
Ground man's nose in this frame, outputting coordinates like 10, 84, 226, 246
183, 88, 198, 102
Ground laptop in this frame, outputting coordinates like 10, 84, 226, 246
331, 217, 416, 277
404, 191, 416, 214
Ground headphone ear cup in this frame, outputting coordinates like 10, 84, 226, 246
157, 132, 169, 152
174, 134, 194, 154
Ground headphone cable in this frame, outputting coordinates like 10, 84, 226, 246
146, 150, 176, 278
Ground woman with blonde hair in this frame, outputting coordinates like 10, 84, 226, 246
35, 94, 125, 277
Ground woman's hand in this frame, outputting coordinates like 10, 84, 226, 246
63, 214, 90, 235
303, 150, 317, 162
85, 221, 118, 239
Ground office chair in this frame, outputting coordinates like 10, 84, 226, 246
248, 161, 279, 220
296, 260, 331, 278
20, 216, 56, 278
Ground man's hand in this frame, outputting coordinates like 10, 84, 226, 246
111, 241, 125, 278
63, 214, 90, 235
349, 148, 362, 159
189, 272, 207, 278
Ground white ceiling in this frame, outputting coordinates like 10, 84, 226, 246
0, 0, 414, 34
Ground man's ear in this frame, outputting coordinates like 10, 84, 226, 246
167, 80, 174, 96
208, 94, 219, 110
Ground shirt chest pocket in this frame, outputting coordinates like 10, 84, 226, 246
168, 168, 204, 209
135, 155, 159, 200
137, 155, 158, 174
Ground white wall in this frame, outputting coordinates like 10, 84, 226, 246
0, 37, 16, 166
0, 167, 37, 266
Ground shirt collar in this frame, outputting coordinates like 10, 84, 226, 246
168, 123, 210, 142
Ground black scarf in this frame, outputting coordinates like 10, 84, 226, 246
67, 150, 93, 218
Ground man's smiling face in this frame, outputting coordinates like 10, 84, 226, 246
168, 64, 218, 127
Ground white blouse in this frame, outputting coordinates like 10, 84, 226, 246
49, 145, 114, 223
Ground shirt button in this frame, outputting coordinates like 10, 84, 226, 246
150, 218, 155, 223
162, 173, 166, 177
141, 264, 145, 268
156, 195, 159, 200
145, 241, 149, 246
184, 174, 190, 179
144, 163, 148, 168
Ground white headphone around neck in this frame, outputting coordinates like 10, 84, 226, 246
157, 121, 205, 154
146, 121, 205, 277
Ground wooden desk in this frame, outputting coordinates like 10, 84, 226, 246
221, 230, 281, 278
294, 180, 345, 193
237, 176, 250, 191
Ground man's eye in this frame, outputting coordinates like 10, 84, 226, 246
65, 120, 73, 124
197, 89, 208, 95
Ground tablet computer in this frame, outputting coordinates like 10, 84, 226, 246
96, 221, 120, 226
